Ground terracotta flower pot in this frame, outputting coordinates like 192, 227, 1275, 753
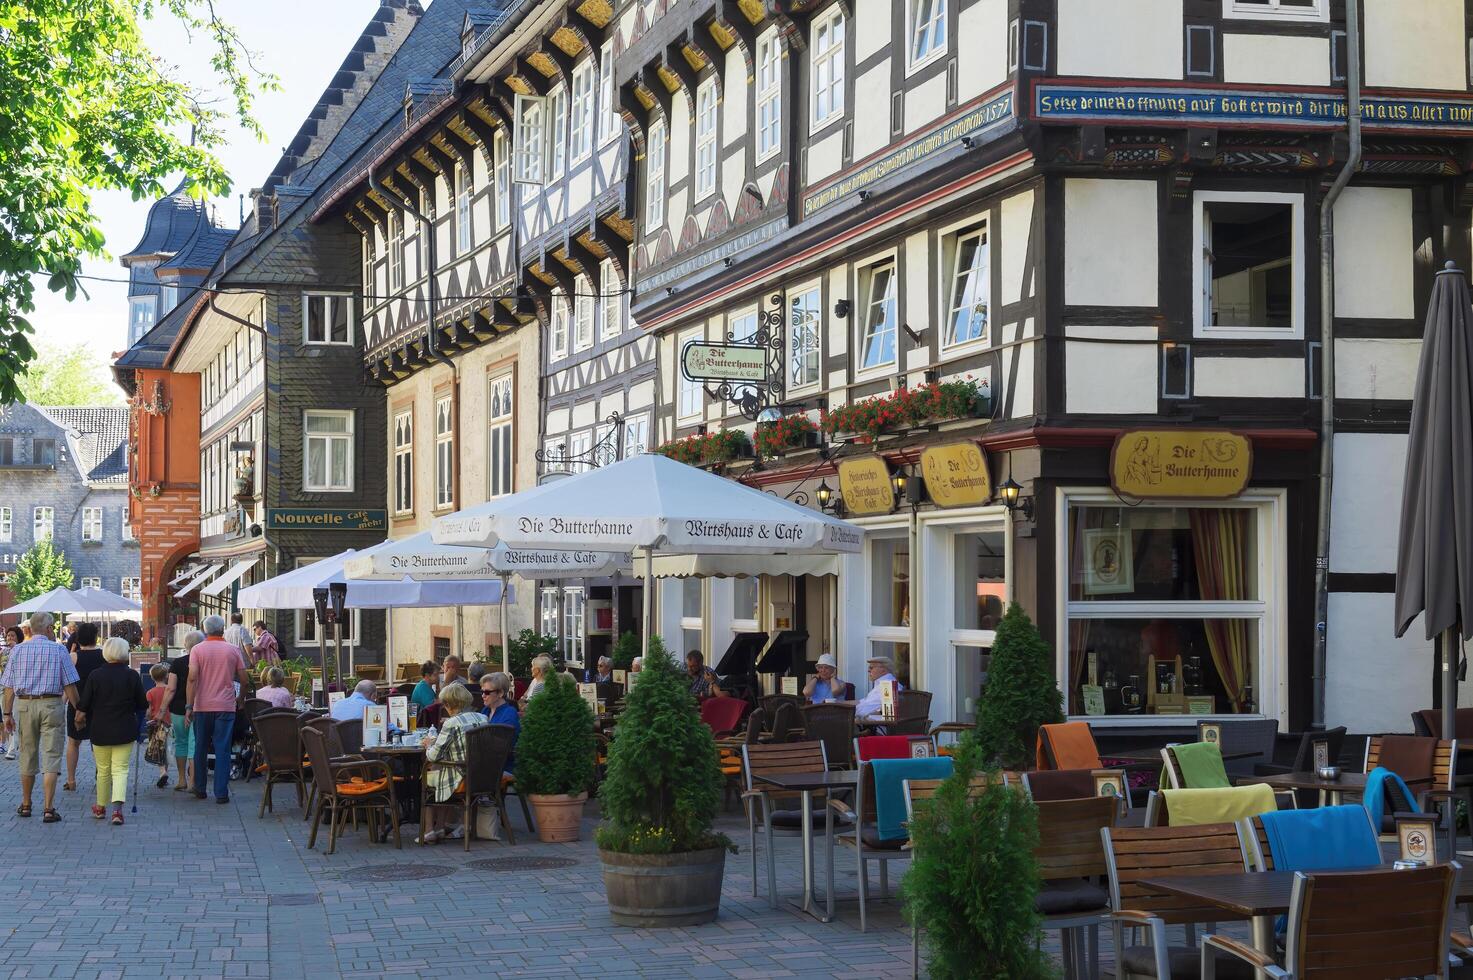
527, 791, 587, 842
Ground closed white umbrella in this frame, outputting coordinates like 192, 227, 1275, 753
430, 454, 863, 657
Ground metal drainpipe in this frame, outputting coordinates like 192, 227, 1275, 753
1311, 0, 1362, 729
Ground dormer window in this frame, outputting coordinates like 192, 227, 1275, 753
462, 30, 476, 62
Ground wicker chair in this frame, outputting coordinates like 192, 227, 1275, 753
336, 718, 364, 756
255, 712, 307, 817
890, 689, 933, 736
769, 701, 803, 743
802, 702, 856, 769
301, 726, 399, 855
300, 715, 351, 821
760, 694, 804, 730
419, 723, 517, 851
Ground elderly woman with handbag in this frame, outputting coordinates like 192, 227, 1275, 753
416, 682, 487, 844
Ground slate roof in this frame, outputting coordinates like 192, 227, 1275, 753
122, 181, 210, 260
38, 407, 130, 486
157, 218, 234, 276
113, 289, 204, 377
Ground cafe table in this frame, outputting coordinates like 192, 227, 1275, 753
1140, 866, 1473, 975
752, 769, 859, 922
1234, 770, 1368, 806
363, 740, 428, 825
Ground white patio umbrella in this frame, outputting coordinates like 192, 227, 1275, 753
431, 454, 863, 657
344, 531, 631, 671
67, 587, 143, 615
2, 586, 90, 617
236, 545, 509, 610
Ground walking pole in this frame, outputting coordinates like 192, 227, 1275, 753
131, 737, 142, 814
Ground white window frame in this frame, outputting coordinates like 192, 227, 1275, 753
940, 219, 990, 352
756, 32, 782, 162
789, 281, 822, 392
810, 6, 845, 131
1054, 488, 1288, 727
694, 77, 718, 201
82, 507, 102, 542
303, 410, 355, 493
434, 396, 455, 510
856, 257, 899, 377
907, 0, 949, 73
488, 372, 514, 498
303, 292, 354, 346
599, 42, 620, 147
548, 85, 568, 179
622, 413, 650, 458
493, 129, 511, 228
129, 296, 157, 341
33, 506, 54, 542
1222, 0, 1327, 22
0, 507, 10, 543
551, 296, 570, 360
646, 119, 667, 229
514, 94, 546, 184
1192, 190, 1305, 341
600, 260, 623, 341
573, 275, 595, 352
121, 577, 141, 604
388, 212, 404, 291
680, 578, 704, 657
454, 163, 473, 256
80, 577, 101, 591
123, 518, 134, 542
392, 410, 413, 516
570, 60, 595, 164
295, 557, 361, 648
677, 328, 703, 421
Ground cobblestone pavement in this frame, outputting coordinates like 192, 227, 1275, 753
0, 757, 1461, 978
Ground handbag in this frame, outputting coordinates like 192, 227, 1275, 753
143, 721, 168, 767
473, 798, 501, 841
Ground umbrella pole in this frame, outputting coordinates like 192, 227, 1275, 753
1443, 626, 1460, 742
499, 575, 509, 673
641, 549, 654, 661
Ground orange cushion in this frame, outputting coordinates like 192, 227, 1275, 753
336, 776, 388, 796
500, 773, 516, 786
1037, 722, 1102, 771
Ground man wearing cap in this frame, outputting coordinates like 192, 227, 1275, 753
803, 653, 847, 704
853, 655, 903, 720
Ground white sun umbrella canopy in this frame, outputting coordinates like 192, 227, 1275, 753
431, 454, 863, 657
344, 531, 632, 581
236, 544, 509, 610
68, 587, 143, 615
2, 586, 90, 617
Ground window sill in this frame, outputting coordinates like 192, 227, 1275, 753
939, 336, 990, 361
303, 488, 355, 495
853, 362, 899, 386
1193, 326, 1303, 342
905, 48, 948, 80
809, 113, 845, 138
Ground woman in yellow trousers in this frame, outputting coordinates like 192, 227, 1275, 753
75, 638, 146, 825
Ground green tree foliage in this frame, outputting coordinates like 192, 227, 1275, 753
10, 538, 75, 602
974, 602, 1064, 769
506, 628, 558, 679
609, 630, 639, 670
18, 344, 123, 406
0, 0, 273, 403
595, 636, 727, 854
902, 733, 1053, 979
516, 673, 596, 797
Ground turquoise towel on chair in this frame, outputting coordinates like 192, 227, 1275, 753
1259, 804, 1382, 872
1362, 766, 1419, 830
871, 757, 953, 841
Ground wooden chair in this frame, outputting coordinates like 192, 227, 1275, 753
740, 740, 831, 907
1199, 864, 1457, 979
419, 723, 517, 851
301, 726, 399, 855
719, 708, 765, 810
1033, 795, 1117, 978
824, 760, 933, 932
803, 702, 857, 769
1242, 809, 1380, 872
1037, 721, 1106, 769
356, 665, 385, 681
1364, 734, 1457, 851
928, 721, 974, 754
854, 734, 936, 763
1160, 743, 1230, 790
1102, 822, 1251, 979
254, 713, 307, 817
902, 773, 1005, 976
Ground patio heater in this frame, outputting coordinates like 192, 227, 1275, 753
329, 581, 348, 686
312, 587, 332, 701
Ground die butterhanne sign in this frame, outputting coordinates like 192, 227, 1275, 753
266, 508, 387, 532
921, 442, 992, 509
1110, 430, 1252, 500
680, 341, 768, 384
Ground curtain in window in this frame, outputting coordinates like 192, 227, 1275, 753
1189, 509, 1249, 712
1066, 507, 1092, 713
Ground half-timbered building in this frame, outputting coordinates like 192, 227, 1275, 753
620, 0, 1473, 736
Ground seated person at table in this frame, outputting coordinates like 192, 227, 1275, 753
630, 657, 642, 674
525, 655, 554, 700
411, 661, 439, 712
854, 655, 903, 720
256, 667, 295, 709
478, 671, 521, 772
686, 651, 721, 699
442, 655, 471, 690
803, 653, 846, 704
467, 662, 487, 687
418, 682, 489, 844
589, 656, 614, 684
330, 679, 379, 721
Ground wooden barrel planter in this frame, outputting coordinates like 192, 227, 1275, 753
598, 847, 727, 927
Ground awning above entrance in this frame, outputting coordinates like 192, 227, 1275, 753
175, 564, 221, 597
201, 557, 259, 597
166, 562, 200, 587
634, 554, 840, 579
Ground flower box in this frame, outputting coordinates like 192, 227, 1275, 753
654, 429, 753, 466
754, 414, 820, 457
820, 380, 990, 443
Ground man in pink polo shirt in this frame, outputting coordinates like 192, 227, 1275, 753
184, 615, 250, 804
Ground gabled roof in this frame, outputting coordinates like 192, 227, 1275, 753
113, 289, 206, 378
37, 407, 129, 486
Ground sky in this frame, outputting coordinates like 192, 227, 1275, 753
26, 1, 396, 363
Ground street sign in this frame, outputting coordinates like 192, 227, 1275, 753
680, 341, 769, 384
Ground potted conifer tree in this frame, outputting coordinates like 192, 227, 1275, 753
596, 637, 732, 926
974, 602, 1064, 770
516, 673, 596, 842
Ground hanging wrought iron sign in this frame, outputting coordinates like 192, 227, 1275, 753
680, 292, 788, 420
536, 412, 625, 477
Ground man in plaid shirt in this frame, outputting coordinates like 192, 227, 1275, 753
1, 612, 81, 822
